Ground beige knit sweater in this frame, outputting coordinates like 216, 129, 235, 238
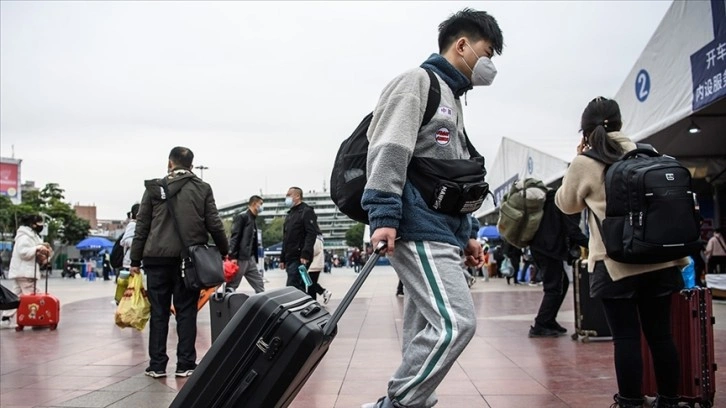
555, 132, 687, 281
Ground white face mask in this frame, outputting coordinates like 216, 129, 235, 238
462, 43, 497, 86
257, 205, 263, 213
284, 197, 293, 208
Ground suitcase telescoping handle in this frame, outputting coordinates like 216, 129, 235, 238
323, 241, 386, 337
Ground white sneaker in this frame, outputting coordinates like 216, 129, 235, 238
322, 290, 332, 305
361, 396, 394, 408
0, 319, 14, 330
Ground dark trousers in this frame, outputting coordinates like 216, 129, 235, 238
533, 256, 569, 329
506, 258, 521, 284
285, 260, 305, 292
103, 266, 112, 281
145, 264, 200, 371
601, 295, 679, 399
307, 271, 325, 300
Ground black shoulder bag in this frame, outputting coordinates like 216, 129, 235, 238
162, 178, 224, 291
408, 131, 489, 215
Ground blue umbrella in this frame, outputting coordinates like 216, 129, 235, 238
478, 225, 500, 240
75, 237, 115, 251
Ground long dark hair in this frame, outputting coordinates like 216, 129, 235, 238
581, 97, 625, 165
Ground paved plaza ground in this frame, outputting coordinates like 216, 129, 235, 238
1, 266, 724, 408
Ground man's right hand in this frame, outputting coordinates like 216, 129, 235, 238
130, 266, 141, 276
371, 227, 397, 255
279, 262, 285, 270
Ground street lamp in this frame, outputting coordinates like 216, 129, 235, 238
194, 165, 209, 180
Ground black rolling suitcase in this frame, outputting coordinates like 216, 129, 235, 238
571, 259, 611, 342
209, 286, 249, 343
170, 244, 384, 408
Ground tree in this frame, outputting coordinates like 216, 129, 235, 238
0, 195, 15, 238
40, 183, 65, 202
345, 223, 365, 249
0, 183, 90, 246
60, 216, 91, 246
262, 217, 285, 248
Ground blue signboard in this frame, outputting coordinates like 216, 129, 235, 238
493, 174, 519, 207
691, 0, 726, 110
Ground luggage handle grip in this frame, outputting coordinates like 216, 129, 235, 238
323, 241, 386, 337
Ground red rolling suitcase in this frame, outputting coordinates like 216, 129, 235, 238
170, 243, 384, 408
16, 262, 60, 331
642, 288, 716, 407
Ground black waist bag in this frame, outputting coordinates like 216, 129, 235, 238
408, 155, 489, 215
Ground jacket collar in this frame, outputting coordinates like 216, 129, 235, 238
420, 54, 472, 98
288, 202, 306, 213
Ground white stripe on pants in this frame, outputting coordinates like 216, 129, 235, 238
387, 241, 476, 408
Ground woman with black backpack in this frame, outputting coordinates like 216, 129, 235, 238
555, 97, 687, 408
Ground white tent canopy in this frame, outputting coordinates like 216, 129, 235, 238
475, 137, 569, 219
613, 0, 726, 181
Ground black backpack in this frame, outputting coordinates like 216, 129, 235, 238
330, 69, 441, 224
583, 145, 701, 264
110, 234, 125, 269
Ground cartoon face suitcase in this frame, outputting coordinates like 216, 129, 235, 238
16, 263, 60, 331
170, 244, 384, 408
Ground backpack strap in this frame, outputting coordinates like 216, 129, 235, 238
422, 68, 440, 127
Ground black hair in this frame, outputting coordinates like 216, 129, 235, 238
21, 214, 43, 227
248, 195, 263, 206
169, 146, 194, 169
581, 97, 625, 165
289, 187, 303, 200
129, 203, 140, 219
438, 8, 504, 55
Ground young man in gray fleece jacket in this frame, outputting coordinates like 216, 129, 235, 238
361, 9, 503, 408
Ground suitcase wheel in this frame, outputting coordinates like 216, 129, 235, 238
50, 325, 57, 330
581, 336, 591, 343
15, 325, 23, 331
570, 333, 578, 341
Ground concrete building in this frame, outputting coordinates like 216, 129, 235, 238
218, 190, 358, 250
73, 204, 98, 231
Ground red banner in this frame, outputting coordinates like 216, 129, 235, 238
0, 160, 20, 202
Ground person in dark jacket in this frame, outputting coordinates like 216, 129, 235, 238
502, 242, 522, 285
280, 187, 318, 292
528, 189, 588, 337
228, 195, 265, 293
130, 146, 229, 379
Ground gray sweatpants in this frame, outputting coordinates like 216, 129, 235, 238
228, 259, 264, 293
387, 240, 477, 408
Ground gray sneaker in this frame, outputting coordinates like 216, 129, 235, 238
322, 290, 332, 305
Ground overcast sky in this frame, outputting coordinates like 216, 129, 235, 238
1, 1, 672, 220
